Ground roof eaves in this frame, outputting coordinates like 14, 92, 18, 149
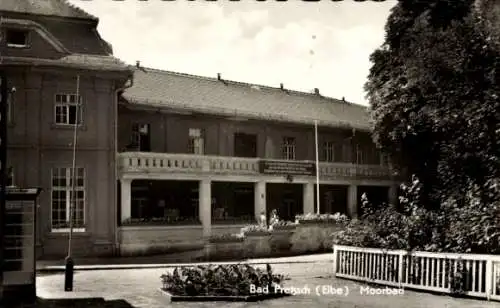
1, 56, 132, 72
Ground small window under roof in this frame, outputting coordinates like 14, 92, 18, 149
5, 29, 29, 48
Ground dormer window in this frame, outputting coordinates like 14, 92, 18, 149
5, 29, 29, 48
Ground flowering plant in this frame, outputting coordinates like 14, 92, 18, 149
240, 224, 269, 235
208, 233, 244, 243
295, 212, 349, 223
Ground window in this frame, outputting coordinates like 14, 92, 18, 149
126, 180, 200, 224
234, 133, 257, 158
54, 94, 83, 125
323, 141, 335, 162
130, 123, 151, 151
212, 182, 254, 224
5, 29, 29, 48
342, 143, 352, 163
188, 128, 204, 155
51, 167, 85, 232
281, 137, 296, 160
356, 144, 365, 164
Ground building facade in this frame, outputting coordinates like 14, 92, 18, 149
0, 0, 132, 258
116, 68, 399, 255
1, 0, 398, 258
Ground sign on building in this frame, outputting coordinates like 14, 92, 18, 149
258, 160, 316, 176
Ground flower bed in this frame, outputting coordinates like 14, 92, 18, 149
160, 264, 290, 301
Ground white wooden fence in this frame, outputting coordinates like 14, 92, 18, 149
333, 245, 500, 301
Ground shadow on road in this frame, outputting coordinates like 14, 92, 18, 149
9, 297, 136, 308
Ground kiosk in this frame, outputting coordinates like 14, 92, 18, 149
1, 187, 41, 304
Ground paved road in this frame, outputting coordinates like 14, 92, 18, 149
37, 261, 500, 308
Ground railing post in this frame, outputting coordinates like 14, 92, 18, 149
398, 250, 404, 288
333, 245, 338, 275
201, 158, 210, 172
486, 259, 493, 301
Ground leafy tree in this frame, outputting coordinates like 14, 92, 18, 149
365, 0, 500, 209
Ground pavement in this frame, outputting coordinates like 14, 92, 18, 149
37, 252, 334, 272
36, 254, 500, 308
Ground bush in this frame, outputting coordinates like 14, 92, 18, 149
160, 264, 285, 296
332, 176, 500, 254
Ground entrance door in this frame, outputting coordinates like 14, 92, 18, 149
281, 198, 296, 221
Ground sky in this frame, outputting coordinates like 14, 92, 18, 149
69, 0, 396, 106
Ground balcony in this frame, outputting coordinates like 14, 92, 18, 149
117, 152, 393, 180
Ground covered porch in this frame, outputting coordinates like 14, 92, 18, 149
116, 152, 399, 255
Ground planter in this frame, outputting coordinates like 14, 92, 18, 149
244, 233, 271, 258
291, 222, 344, 254
161, 289, 291, 302
204, 241, 244, 260
270, 229, 294, 253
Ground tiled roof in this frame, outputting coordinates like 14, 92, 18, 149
0, 0, 97, 21
122, 68, 371, 131
2, 54, 131, 72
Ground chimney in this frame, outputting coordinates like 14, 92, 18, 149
314, 88, 320, 95
217, 73, 221, 81
136, 60, 141, 68
280, 83, 284, 90
342, 96, 345, 102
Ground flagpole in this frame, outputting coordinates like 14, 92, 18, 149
314, 120, 320, 214
65, 74, 80, 292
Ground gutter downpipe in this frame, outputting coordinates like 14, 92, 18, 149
113, 74, 134, 257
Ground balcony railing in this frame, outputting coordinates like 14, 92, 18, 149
117, 152, 392, 180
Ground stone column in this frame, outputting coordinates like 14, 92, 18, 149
388, 184, 399, 206
199, 179, 212, 237
120, 178, 132, 223
303, 182, 315, 214
347, 185, 358, 219
254, 181, 266, 221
